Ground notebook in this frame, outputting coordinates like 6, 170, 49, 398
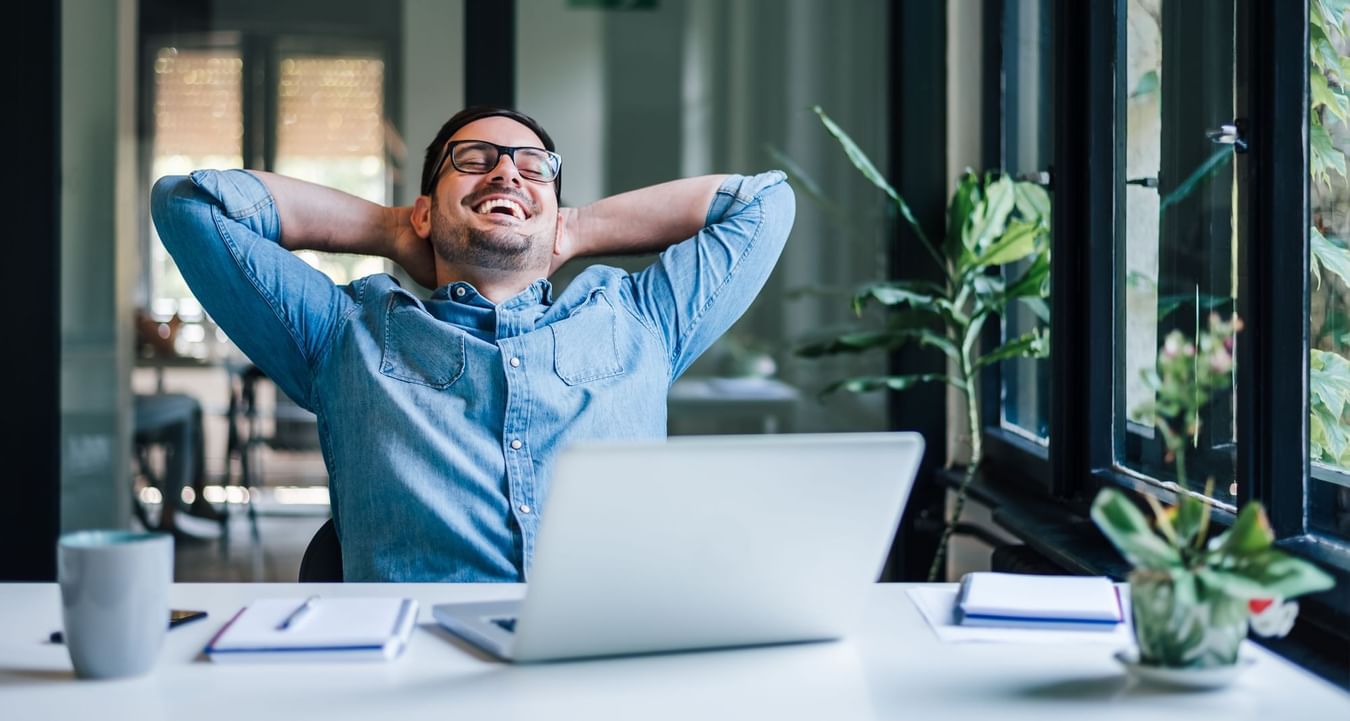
205, 597, 419, 663
955, 572, 1124, 631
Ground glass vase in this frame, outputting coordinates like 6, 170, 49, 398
1128, 569, 1247, 668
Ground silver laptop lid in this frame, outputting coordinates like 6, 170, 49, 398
510, 432, 924, 661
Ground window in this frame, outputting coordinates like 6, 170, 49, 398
142, 33, 393, 356
1119, 0, 1239, 503
1310, 0, 1350, 540
998, 0, 1054, 444
148, 46, 244, 334
970, 0, 1349, 646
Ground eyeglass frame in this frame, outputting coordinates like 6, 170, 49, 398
423, 140, 563, 196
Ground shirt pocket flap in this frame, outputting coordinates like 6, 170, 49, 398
551, 290, 625, 385
380, 294, 466, 389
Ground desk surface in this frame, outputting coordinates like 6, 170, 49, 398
1, 583, 1345, 720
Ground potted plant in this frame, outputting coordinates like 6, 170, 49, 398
795, 107, 1051, 581
1091, 314, 1335, 672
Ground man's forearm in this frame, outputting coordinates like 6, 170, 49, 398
248, 170, 395, 255
569, 175, 729, 257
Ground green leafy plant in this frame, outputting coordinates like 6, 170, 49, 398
795, 107, 1051, 581
1309, 0, 1350, 467
1092, 315, 1335, 668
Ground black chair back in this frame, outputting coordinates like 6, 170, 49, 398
299, 517, 343, 582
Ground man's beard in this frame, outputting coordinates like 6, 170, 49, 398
429, 201, 551, 272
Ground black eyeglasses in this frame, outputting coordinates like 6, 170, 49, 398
425, 140, 562, 194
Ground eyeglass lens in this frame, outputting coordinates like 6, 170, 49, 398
452, 142, 557, 181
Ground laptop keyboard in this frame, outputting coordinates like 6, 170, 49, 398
491, 617, 518, 633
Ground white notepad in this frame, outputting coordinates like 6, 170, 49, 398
956, 572, 1123, 630
205, 597, 419, 663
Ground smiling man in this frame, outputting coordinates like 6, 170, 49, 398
150, 106, 795, 581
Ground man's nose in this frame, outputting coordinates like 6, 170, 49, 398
487, 154, 523, 186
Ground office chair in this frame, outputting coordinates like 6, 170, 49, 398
298, 517, 343, 582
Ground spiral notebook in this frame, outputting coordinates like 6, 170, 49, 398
205, 597, 419, 663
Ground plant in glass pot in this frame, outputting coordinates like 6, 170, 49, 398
1091, 314, 1335, 672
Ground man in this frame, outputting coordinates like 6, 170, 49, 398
151, 106, 795, 581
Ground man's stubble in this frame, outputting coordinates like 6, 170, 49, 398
429, 198, 552, 273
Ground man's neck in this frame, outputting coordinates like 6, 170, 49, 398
435, 260, 545, 304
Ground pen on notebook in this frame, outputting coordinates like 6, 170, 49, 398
277, 595, 319, 631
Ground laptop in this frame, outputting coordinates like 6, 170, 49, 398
432, 432, 924, 662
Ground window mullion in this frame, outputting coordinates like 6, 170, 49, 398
1237, 0, 1310, 538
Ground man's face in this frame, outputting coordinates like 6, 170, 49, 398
425, 116, 559, 273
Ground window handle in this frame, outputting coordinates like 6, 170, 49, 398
1206, 121, 1248, 152
1126, 176, 1159, 189
1015, 170, 1052, 188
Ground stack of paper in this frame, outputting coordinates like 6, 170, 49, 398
205, 597, 418, 663
956, 572, 1123, 630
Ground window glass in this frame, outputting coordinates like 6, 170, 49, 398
274, 52, 390, 285
1310, 1, 1350, 539
149, 47, 244, 327
1000, 0, 1054, 442
1120, 0, 1240, 503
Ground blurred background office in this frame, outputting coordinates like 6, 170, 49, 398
54, 0, 900, 581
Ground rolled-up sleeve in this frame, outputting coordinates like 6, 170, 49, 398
150, 170, 353, 409
623, 171, 796, 381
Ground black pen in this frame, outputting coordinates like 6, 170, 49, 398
277, 595, 319, 631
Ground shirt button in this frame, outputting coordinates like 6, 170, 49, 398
519, 504, 532, 514
454, 286, 466, 298
509, 357, 521, 368
510, 439, 522, 450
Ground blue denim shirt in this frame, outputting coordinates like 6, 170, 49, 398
150, 169, 794, 582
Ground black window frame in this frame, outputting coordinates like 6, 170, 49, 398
961, 0, 1350, 681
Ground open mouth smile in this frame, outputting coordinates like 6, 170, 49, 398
472, 196, 531, 222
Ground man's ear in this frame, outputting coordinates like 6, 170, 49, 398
410, 195, 433, 240
553, 210, 565, 257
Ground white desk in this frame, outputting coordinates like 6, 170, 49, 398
1, 583, 1345, 720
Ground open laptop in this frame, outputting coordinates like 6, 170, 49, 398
432, 432, 924, 662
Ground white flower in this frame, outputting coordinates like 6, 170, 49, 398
1249, 599, 1299, 638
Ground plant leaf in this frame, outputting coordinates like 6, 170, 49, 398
947, 172, 980, 263
1171, 494, 1207, 549
1199, 551, 1336, 600
1312, 70, 1349, 123
1312, 121, 1348, 189
1090, 488, 1182, 569
1310, 348, 1350, 420
1004, 252, 1051, 300
1209, 502, 1275, 557
972, 220, 1042, 269
974, 329, 1049, 369
820, 373, 959, 396
1312, 227, 1350, 290
963, 175, 1017, 265
1013, 181, 1052, 226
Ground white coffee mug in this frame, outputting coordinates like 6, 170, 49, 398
58, 530, 173, 680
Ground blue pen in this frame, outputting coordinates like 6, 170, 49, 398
277, 595, 319, 631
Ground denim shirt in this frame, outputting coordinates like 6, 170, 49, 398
150, 169, 794, 582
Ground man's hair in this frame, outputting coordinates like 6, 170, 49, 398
421, 106, 561, 201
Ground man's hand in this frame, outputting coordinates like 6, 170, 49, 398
385, 206, 438, 289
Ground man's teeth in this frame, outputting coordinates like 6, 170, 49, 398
474, 198, 526, 220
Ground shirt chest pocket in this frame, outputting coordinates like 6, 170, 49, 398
379, 296, 466, 390
551, 291, 625, 385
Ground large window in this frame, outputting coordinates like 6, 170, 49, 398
978, 0, 1349, 648
143, 33, 393, 359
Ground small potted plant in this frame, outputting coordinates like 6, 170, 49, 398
1091, 314, 1335, 679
